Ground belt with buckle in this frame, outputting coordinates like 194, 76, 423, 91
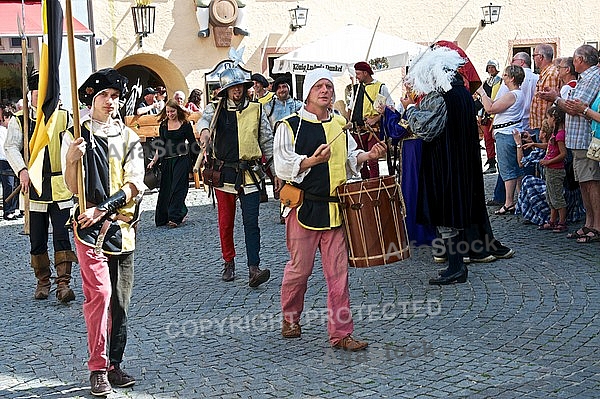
492, 120, 521, 129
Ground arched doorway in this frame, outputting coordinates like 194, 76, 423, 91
114, 54, 188, 117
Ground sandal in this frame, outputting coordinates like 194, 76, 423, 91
538, 221, 557, 230
494, 203, 516, 215
576, 228, 600, 243
567, 226, 592, 239
552, 223, 568, 233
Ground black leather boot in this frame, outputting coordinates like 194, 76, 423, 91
429, 235, 468, 285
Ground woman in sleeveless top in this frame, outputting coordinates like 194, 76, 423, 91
477, 65, 526, 215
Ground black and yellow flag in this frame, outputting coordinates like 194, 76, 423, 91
29, 0, 63, 194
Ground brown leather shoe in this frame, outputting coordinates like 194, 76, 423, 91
248, 265, 270, 287
222, 261, 235, 282
281, 320, 301, 338
90, 370, 112, 396
332, 335, 368, 351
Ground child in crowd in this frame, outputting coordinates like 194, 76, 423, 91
523, 106, 567, 232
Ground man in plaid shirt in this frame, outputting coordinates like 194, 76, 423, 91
530, 44, 561, 137
540, 45, 600, 242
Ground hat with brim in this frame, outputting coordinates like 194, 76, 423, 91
78, 68, 128, 107
272, 75, 293, 96
251, 73, 269, 88
218, 81, 253, 97
28, 70, 39, 91
219, 68, 253, 97
486, 59, 500, 70
142, 87, 156, 97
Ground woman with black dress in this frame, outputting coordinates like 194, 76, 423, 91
148, 99, 199, 227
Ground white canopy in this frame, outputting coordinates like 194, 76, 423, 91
273, 24, 426, 76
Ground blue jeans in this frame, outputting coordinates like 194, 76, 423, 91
495, 133, 524, 181
0, 160, 18, 216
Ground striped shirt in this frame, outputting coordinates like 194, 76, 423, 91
530, 64, 561, 129
565, 65, 600, 149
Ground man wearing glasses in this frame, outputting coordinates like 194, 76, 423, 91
531, 44, 561, 139
508, 52, 539, 132
539, 45, 600, 242
557, 57, 578, 99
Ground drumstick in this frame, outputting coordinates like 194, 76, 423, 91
327, 129, 346, 145
314, 129, 347, 157
364, 124, 386, 146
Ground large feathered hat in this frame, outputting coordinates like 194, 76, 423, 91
435, 40, 481, 94
405, 47, 466, 96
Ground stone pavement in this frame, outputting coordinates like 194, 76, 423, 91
0, 174, 599, 398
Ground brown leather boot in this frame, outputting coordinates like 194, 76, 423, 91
55, 250, 77, 303
31, 253, 51, 300
222, 260, 235, 282
248, 265, 270, 287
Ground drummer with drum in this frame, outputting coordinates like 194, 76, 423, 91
273, 68, 386, 351
347, 61, 394, 179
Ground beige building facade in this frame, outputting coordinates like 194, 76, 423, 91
93, 0, 598, 107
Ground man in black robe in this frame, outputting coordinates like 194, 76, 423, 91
401, 46, 513, 285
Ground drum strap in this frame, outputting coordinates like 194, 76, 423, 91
304, 192, 339, 203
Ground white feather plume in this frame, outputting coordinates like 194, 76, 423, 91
405, 47, 466, 95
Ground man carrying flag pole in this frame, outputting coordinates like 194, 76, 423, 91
4, 0, 76, 303
61, 0, 144, 394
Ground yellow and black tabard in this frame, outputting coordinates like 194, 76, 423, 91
212, 99, 270, 193
351, 81, 384, 126
66, 119, 145, 255
257, 91, 275, 106
14, 109, 72, 204
280, 113, 348, 230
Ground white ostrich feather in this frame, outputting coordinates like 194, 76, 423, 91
405, 47, 466, 95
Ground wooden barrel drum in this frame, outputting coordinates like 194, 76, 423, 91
337, 175, 411, 267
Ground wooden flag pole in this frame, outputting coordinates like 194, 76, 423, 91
64, 0, 85, 210
348, 17, 380, 126
18, 9, 30, 235
365, 17, 380, 62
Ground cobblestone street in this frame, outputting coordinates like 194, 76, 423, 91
0, 174, 599, 398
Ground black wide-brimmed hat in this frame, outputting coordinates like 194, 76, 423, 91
272, 75, 293, 96
28, 70, 39, 91
251, 73, 269, 88
142, 87, 156, 96
78, 68, 128, 106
